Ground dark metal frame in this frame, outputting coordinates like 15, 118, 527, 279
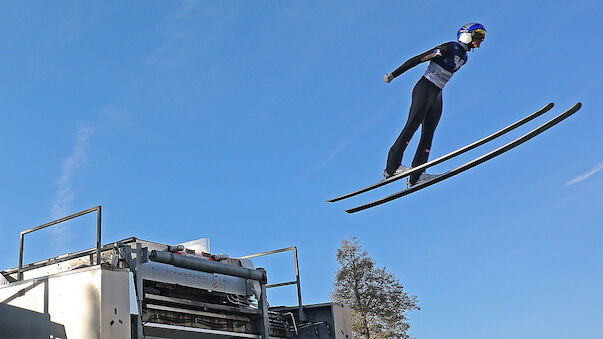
17, 206, 102, 281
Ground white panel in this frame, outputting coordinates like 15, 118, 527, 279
179, 238, 210, 253
0, 266, 132, 339
48, 268, 101, 338
100, 269, 131, 339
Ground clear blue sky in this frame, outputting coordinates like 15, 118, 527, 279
0, 1, 601, 338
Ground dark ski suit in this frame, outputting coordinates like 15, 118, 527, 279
386, 41, 470, 184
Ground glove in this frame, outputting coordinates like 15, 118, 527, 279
384, 73, 394, 83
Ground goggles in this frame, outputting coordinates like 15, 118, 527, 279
473, 29, 486, 41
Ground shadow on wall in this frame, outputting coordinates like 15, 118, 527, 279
0, 303, 67, 339
85, 280, 101, 338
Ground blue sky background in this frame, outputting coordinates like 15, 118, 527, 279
0, 1, 601, 338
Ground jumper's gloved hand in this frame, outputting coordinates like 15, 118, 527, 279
384, 73, 394, 83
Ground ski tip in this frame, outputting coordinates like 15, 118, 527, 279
566, 102, 582, 113
327, 195, 348, 202
345, 205, 369, 214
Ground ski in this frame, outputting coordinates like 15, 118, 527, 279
328, 103, 555, 203
345, 103, 582, 214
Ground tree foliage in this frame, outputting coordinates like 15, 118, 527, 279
332, 236, 419, 338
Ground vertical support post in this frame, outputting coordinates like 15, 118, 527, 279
294, 247, 305, 321
258, 268, 270, 339
17, 235, 25, 281
96, 205, 102, 265
135, 243, 145, 339
43, 278, 49, 315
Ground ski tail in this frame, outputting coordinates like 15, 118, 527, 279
327, 103, 555, 203
345, 103, 582, 213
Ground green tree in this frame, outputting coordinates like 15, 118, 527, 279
332, 236, 419, 338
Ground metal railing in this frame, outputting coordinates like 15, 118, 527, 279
237, 246, 305, 321
17, 206, 102, 281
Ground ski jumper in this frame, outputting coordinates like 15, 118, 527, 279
386, 41, 469, 184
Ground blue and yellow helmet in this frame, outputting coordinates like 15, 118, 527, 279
457, 23, 486, 44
